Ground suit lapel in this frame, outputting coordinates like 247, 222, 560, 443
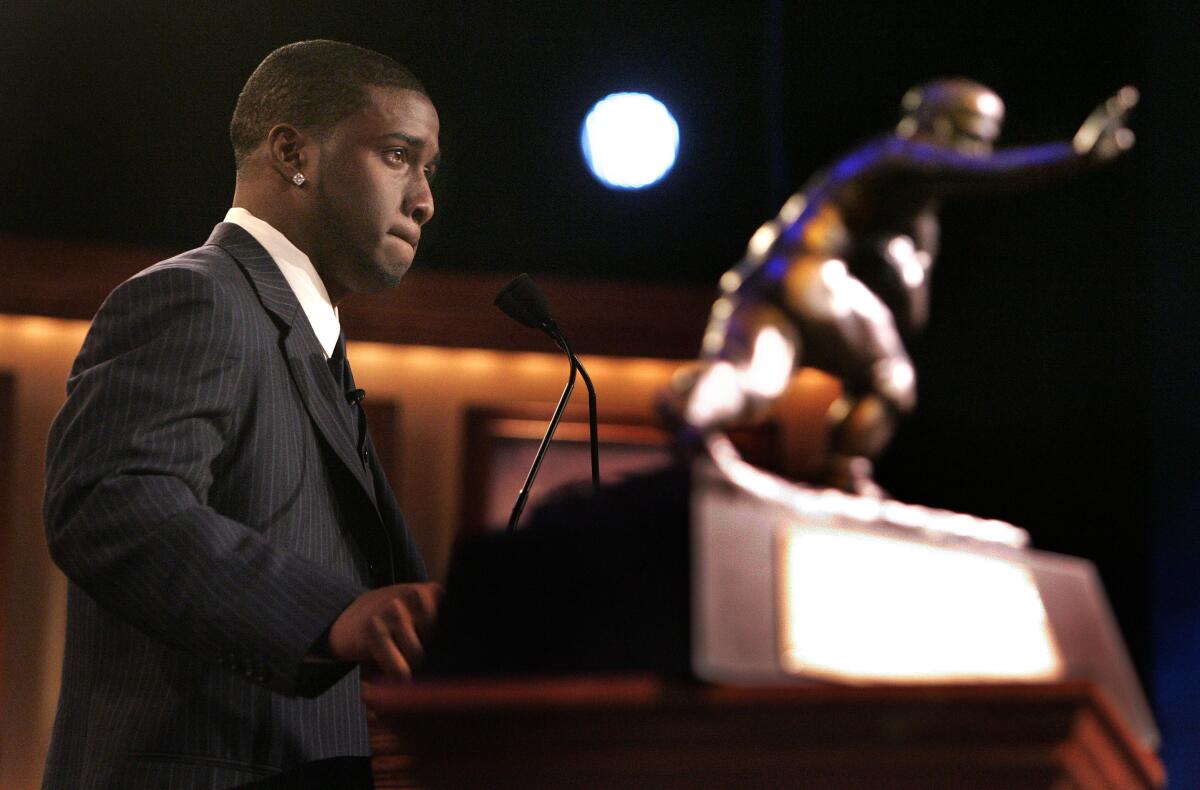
206, 223, 380, 512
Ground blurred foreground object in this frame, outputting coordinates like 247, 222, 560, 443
689, 454, 1158, 751
401, 460, 1160, 785
667, 79, 1139, 495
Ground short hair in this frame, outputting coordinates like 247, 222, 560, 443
230, 40, 426, 170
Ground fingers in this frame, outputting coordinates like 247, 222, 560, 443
327, 582, 444, 680
365, 602, 417, 680
1075, 87, 1139, 158
1101, 86, 1139, 122
1111, 85, 1140, 115
1094, 127, 1136, 162
407, 582, 443, 641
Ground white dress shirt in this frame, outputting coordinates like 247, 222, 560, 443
224, 206, 341, 358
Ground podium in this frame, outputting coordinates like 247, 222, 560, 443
395, 459, 1162, 787
365, 675, 1164, 788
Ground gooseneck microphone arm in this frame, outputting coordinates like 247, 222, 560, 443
506, 351, 577, 533
494, 274, 600, 532
554, 332, 599, 489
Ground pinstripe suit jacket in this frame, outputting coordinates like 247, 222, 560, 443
42, 223, 426, 789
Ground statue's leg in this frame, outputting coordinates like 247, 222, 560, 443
783, 257, 916, 495
670, 297, 799, 432
823, 392, 901, 497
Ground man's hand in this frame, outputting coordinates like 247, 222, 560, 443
327, 582, 442, 680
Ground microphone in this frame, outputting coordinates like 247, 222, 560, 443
346, 388, 366, 405
494, 274, 600, 533
495, 273, 557, 334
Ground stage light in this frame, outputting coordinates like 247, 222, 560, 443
581, 92, 679, 189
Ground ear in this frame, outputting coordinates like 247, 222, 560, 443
265, 123, 311, 183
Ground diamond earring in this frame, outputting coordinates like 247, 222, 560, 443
292, 173, 306, 186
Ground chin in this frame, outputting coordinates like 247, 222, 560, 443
348, 255, 410, 294
376, 256, 413, 287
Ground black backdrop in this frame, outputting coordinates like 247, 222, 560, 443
2, 1, 1196, 782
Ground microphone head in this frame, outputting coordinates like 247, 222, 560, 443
494, 273, 555, 331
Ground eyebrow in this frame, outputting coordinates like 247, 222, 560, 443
385, 132, 442, 167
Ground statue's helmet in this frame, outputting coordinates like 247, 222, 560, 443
896, 77, 1005, 152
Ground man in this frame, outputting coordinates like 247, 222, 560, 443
667, 78, 1136, 495
42, 40, 441, 789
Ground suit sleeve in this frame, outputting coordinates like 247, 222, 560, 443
44, 262, 365, 697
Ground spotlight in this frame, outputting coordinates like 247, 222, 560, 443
581, 92, 679, 189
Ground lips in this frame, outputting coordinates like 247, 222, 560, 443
389, 228, 419, 249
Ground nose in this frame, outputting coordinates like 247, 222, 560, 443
406, 175, 435, 226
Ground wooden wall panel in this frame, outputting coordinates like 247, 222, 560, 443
0, 371, 13, 708
0, 235, 714, 360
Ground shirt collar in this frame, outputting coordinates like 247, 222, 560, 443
224, 206, 341, 358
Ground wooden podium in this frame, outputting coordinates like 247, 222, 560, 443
388, 463, 1163, 787
365, 675, 1164, 789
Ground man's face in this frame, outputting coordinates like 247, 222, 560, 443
307, 86, 440, 299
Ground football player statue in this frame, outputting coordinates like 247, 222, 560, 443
668, 78, 1137, 496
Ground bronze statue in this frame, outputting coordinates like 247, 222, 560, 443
669, 78, 1138, 496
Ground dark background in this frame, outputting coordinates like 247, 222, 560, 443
2, 1, 1196, 782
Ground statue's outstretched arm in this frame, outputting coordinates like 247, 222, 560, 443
894, 87, 1137, 193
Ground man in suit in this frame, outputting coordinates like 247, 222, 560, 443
42, 40, 441, 789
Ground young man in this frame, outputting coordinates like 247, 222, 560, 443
43, 40, 441, 789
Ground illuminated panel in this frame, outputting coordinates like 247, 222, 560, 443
779, 525, 1063, 683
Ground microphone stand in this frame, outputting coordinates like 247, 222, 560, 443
494, 273, 601, 532
507, 341, 578, 533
